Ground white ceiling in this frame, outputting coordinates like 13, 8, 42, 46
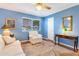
0, 3, 78, 17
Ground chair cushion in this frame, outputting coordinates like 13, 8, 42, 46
29, 38, 43, 44
0, 35, 5, 50
29, 31, 38, 35
3, 36, 16, 45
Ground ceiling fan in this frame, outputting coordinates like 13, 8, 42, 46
34, 3, 51, 10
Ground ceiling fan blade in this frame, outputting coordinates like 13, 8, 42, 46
36, 3, 43, 6
45, 6, 51, 10
40, 3, 51, 10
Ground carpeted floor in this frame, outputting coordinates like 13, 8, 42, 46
21, 40, 79, 56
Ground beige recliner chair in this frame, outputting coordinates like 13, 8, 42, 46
29, 31, 42, 44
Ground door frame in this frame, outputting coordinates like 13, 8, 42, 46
47, 17, 54, 41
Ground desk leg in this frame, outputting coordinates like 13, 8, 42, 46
74, 41, 76, 52
74, 40, 78, 52
75, 39, 78, 52
54, 36, 56, 45
58, 37, 60, 45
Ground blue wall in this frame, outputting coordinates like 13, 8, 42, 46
1, 5, 79, 47
43, 5, 79, 47
40, 17, 48, 38
0, 8, 42, 40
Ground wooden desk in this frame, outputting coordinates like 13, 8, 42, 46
54, 34, 78, 52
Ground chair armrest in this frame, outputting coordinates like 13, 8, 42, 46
5, 40, 20, 48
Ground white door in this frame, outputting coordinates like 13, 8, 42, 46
48, 17, 54, 41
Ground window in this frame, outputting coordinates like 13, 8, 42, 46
22, 18, 40, 32
33, 20, 39, 30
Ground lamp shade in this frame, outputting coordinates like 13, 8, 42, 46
1, 24, 10, 29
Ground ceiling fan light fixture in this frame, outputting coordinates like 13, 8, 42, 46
35, 3, 51, 11
36, 4, 43, 10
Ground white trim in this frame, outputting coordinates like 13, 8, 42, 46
50, 39, 79, 51
59, 42, 74, 48
61, 43, 79, 50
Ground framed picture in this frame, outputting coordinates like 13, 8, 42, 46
22, 18, 32, 31
62, 16, 72, 31
5, 18, 15, 29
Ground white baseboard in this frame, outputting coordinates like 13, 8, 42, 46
47, 39, 79, 50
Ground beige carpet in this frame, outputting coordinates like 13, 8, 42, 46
21, 40, 79, 56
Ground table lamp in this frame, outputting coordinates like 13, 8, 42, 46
1, 24, 11, 36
